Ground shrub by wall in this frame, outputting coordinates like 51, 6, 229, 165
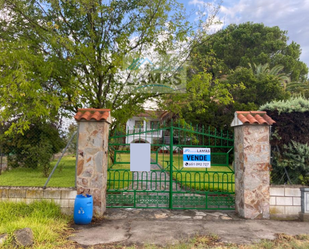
260, 97, 309, 185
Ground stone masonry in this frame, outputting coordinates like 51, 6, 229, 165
0, 187, 76, 215
270, 186, 301, 220
75, 109, 111, 217
231, 111, 275, 219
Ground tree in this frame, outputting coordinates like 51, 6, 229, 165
286, 81, 309, 97
2, 122, 65, 176
196, 22, 308, 82
159, 71, 237, 130
249, 63, 291, 89
0, 0, 220, 133
162, 22, 305, 130
227, 67, 290, 107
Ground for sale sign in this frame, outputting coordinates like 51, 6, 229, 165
183, 148, 211, 168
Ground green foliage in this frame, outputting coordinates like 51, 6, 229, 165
0, 39, 61, 134
0, 155, 76, 187
170, 66, 288, 131
260, 96, 309, 114
228, 67, 290, 107
37, 139, 54, 177
160, 72, 237, 130
199, 22, 308, 82
0, 0, 218, 132
262, 97, 309, 184
286, 81, 309, 97
0, 201, 72, 248
2, 122, 65, 174
249, 63, 291, 88
272, 141, 309, 185
162, 22, 299, 130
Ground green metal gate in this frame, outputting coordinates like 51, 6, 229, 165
107, 122, 235, 210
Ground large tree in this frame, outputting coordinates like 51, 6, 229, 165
0, 0, 220, 132
193, 22, 308, 82
162, 22, 303, 130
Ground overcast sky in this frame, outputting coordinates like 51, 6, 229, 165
184, 0, 309, 68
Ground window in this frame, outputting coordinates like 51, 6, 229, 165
150, 121, 159, 129
135, 120, 144, 128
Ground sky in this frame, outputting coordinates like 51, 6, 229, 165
182, 0, 309, 68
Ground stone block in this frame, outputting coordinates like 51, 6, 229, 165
42, 198, 52, 203
9, 189, 26, 198
68, 199, 75, 208
60, 199, 69, 208
43, 190, 61, 199
285, 206, 301, 215
270, 206, 284, 215
14, 228, 34, 247
270, 187, 284, 196
285, 188, 301, 197
0, 188, 9, 198
15, 198, 26, 203
53, 199, 61, 205
25, 199, 34, 205
26, 189, 43, 199
61, 190, 77, 200
276, 197, 293, 206
293, 197, 301, 206
270, 197, 276, 205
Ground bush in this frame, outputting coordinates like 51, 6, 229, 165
272, 141, 309, 185
1, 122, 65, 175
261, 97, 309, 184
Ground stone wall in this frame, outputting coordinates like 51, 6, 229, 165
0, 187, 76, 215
270, 185, 301, 220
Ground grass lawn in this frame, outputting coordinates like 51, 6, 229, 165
0, 152, 235, 192
108, 152, 132, 190
156, 153, 235, 192
107, 152, 235, 192
0, 201, 74, 248
0, 155, 76, 187
1, 200, 309, 249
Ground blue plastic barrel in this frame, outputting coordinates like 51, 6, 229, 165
74, 194, 93, 225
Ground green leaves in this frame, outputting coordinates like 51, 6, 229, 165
0, 0, 197, 132
260, 96, 309, 114
198, 22, 308, 82
0, 40, 61, 133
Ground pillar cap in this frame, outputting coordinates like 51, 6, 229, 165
74, 108, 111, 123
231, 111, 275, 127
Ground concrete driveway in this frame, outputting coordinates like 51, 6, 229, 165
70, 208, 309, 247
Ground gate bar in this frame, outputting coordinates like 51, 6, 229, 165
169, 124, 173, 208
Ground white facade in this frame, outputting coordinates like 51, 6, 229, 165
125, 116, 162, 144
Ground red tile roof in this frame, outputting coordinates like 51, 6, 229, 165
74, 108, 110, 122
136, 110, 167, 118
236, 111, 275, 125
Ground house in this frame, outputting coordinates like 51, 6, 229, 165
125, 110, 168, 144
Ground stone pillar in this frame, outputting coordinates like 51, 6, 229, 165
231, 111, 275, 219
74, 108, 111, 217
